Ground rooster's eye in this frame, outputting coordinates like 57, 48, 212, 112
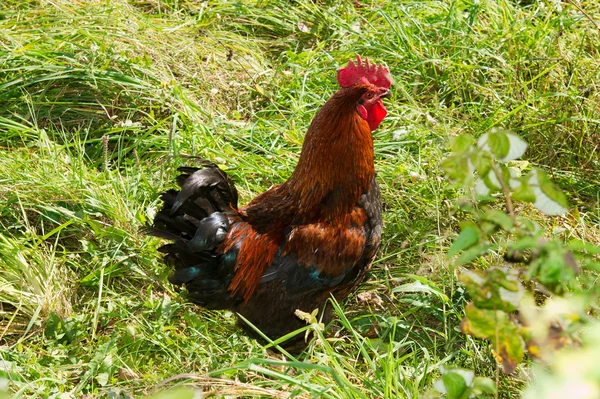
365, 92, 374, 99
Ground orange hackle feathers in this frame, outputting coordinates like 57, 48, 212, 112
283, 88, 375, 222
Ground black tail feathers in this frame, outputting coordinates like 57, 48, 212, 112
144, 161, 238, 238
144, 161, 239, 309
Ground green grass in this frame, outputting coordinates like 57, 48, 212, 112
1, 0, 599, 397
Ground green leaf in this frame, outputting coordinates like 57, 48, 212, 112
487, 130, 510, 159
448, 225, 480, 258
450, 134, 475, 153
460, 303, 525, 373
478, 131, 506, 159
568, 239, 600, 255
442, 372, 469, 399
483, 209, 513, 231
460, 268, 522, 312
455, 244, 491, 266
441, 154, 471, 184
480, 221, 500, 236
512, 181, 536, 203
433, 369, 469, 399
473, 377, 497, 394
528, 243, 578, 292
44, 313, 81, 343
461, 303, 496, 337
95, 372, 109, 386
477, 130, 527, 162
479, 169, 502, 194
501, 132, 528, 161
584, 261, 600, 271
508, 235, 540, 251
433, 368, 478, 398
491, 269, 520, 292
469, 151, 492, 176
528, 169, 568, 215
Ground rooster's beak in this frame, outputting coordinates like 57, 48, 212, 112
380, 89, 391, 99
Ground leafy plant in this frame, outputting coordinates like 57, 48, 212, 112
441, 129, 600, 382
427, 366, 496, 399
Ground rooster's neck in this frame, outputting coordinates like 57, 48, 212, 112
285, 96, 375, 222
242, 89, 376, 231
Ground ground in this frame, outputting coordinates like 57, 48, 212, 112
0, 0, 599, 398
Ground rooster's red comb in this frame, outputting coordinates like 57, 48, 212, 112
337, 55, 392, 89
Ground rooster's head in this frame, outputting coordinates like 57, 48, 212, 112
337, 55, 392, 131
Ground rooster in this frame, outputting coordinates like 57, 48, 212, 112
145, 56, 392, 350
